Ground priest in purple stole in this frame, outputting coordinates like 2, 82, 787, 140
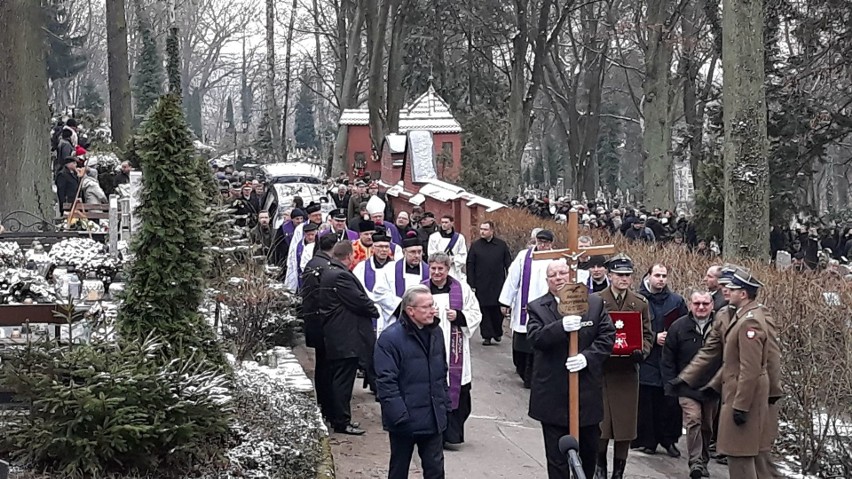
372, 234, 430, 333
498, 229, 555, 389
352, 231, 395, 331
424, 252, 482, 447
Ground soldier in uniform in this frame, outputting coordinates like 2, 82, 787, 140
594, 254, 653, 479
758, 301, 783, 478
673, 268, 774, 479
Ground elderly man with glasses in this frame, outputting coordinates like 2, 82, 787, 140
661, 290, 719, 479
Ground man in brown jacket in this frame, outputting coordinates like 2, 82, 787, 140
594, 254, 653, 479
675, 268, 775, 479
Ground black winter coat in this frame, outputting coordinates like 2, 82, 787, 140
661, 313, 718, 402
300, 251, 332, 348
637, 280, 688, 387
527, 292, 615, 427
466, 236, 512, 306
55, 168, 79, 213
374, 311, 450, 436
319, 259, 379, 361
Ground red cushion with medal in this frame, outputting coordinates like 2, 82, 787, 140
609, 311, 643, 356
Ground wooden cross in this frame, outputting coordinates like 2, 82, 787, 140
531, 208, 616, 439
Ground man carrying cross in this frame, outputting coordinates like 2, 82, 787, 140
527, 260, 615, 478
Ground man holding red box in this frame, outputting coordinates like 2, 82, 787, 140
593, 254, 654, 479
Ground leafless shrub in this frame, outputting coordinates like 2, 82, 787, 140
216, 261, 301, 361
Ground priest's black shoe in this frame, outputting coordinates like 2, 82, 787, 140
335, 424, 365, 435
593, 453, 606, 479
665, 444, 681, 458
611, 459, 626, 479
482, 338, 492, 345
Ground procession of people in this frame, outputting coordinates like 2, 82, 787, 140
245, 170, 785, 479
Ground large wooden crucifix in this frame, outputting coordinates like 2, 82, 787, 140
531, 208, 616, 439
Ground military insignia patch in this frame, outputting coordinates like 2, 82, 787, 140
746, 329, 756, 339
614, 320, 624, 329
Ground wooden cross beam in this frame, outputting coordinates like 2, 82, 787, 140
531, 208, 616, 440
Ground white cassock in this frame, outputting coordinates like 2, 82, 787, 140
431, 278, 481, 387
372, 259, 430, 334
289, 220, 327, 250
284, 240, 315, 292
499, 248, 550, 334
498, 248, 590, 334
427, 231, 468, 281
351, 257, 392, 332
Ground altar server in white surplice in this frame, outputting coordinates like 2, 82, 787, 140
427, 214, 468, 281
285, 222, 318, 292
498, 229, 556, 389
424, 251, 481, 447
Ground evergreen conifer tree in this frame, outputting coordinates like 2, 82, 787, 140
166, 25, 182, 97
596, 111, 623, 196
44, 3, 87, 81
254, 109, 275, 160
293, 78, 318, 150
118, 93, 224, 368
133, 15, 165, 124
79, 80, 105, 117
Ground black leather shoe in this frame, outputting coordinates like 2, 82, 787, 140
593, 453, 607, 479
334, 424, 365, 435
665, 444, 681, 458
640, 446, 657, 455
494, 336, 502, 343
611, 458, 626, 479
482, 338, 492, 345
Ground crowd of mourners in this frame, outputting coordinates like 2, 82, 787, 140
508, 193, 852, 279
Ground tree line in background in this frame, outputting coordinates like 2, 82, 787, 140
0, 0, 850, 259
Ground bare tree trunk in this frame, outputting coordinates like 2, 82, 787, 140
366, 0, 391, 154
642, 0, 675, 210
106, 0, 133, 146
722, 0, 769, 259
265, 0, 282, 153
0, 0, 53, 219
332, 0, 364, 175
385, 0, 406, 133
281, 0, 299, 157
507, 0, 565, 188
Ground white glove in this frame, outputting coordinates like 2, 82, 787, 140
565, 354, 588, 373
562, 315, 582, 332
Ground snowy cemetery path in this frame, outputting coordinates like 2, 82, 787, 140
295, 319, 731, 479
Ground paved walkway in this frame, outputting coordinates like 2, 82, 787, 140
295, 324, 731, 479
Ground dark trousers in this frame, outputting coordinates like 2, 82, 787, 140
314, 343, 332, 418
388, 432, 445, 479
633, 385, 682, 450
479, 305, 504, 340
542, 423, 600, 479
512, 349, 534, 388
328, 357, 359, 430
444, 383, 472, 444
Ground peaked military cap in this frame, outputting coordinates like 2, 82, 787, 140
726, 267, 763, 290
606, 253, 634, 274
331, 208, 347, 220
